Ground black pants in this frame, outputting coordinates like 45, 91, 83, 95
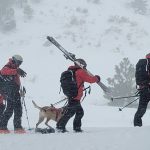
0, 84, 22, 130
56, 99, 84, 130
134, 88, 150, 127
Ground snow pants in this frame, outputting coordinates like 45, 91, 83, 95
134, 87, 150, 126
0, 83, 22, 130
56, 99, 84, 130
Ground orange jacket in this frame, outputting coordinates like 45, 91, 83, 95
68, 66, 99, 101
0, 58, 21, 86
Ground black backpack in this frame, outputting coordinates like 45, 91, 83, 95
135, 59, 150, 85
60, 68, 79, 98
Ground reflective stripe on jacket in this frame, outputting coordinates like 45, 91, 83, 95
0, 58, 21, 86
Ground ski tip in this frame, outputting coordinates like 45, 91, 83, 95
47, 36, 53, 41
46, 36, 50, 40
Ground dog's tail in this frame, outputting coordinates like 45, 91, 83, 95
32, 100, 42, 110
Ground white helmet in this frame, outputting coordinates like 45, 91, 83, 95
12, 55, 23, 65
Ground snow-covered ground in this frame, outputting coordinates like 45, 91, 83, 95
0, 105, 150, 150
1, 0, 150, 150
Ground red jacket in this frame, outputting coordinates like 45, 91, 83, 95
0, 58, 21, 86
68, 66, 99, 101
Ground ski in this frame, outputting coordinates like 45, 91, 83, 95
47, 36, 110, 94
0, 129, 28, 134
0, 128, 55, 134
34, 127, 55, 134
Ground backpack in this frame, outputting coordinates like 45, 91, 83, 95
135, 59, 150, 85
60, 68, 79, 98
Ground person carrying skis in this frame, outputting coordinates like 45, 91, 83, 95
0, 55, 27, 133
134, 53, 150, 126
56, 58, 100, 132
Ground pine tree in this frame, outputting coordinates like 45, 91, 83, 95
104, 58, 137, 107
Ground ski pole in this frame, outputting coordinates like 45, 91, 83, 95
21, 86, 31, 130
118, 97, 139, 111
111, 95, 139, 101
111, 91, 139, 101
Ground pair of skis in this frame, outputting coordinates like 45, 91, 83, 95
47, 36, 110, 94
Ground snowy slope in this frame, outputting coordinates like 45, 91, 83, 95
0, 0, 150, 150
0, 106, 150, 150
0, 127, 150, 150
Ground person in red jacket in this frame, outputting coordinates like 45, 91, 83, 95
56, 59, 100, 132
0, 55, 27, 132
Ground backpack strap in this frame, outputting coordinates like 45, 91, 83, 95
68, 68, 84, 90
69, 68, 89, 101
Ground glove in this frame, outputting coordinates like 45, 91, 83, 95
95, 75, 101, 83
17, 68, 27, 77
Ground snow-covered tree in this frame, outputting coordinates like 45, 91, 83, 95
104, 58, 137, 107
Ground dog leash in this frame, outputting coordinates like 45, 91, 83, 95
51, 97, 68, 106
